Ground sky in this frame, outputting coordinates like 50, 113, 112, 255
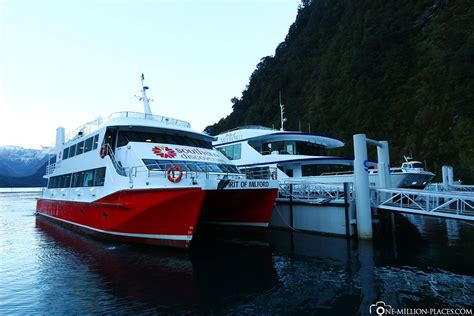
0, 0, 300, 148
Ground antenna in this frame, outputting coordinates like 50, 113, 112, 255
136, 73, 153, 115
279, 91, 287, 131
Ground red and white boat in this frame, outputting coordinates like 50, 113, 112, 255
36, 75, 278, 248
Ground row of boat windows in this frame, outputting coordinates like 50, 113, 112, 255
47, 167, 106, 188
142, 159, 240, 174
62, 135, 100, 160
117, 131, 212, 149
249, 140, 327, 156
216, 144, 242, 160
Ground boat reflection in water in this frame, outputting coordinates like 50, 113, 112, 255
35, 217, 278, 313
34, 212, 473, 314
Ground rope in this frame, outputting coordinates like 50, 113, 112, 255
273, 204, 301, 232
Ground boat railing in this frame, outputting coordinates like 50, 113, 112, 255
320, 171, 354, 176
127, 164, 246, 185
244, 167, 278, 180
64, 111, 191, 143
103, 144, 127, 176
45, 163, 56, 175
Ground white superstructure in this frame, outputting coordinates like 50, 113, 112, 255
213, 126, 435, 188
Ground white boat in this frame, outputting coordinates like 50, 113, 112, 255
213, 126, 435, 188
36, 75, 279, 248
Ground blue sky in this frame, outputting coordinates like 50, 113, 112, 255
0, 0, 300, 148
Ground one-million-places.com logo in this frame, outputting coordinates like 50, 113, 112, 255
369, 300, 473, 315
152, 146, 177, 159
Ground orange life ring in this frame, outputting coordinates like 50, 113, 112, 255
167, 165, 183, 183
100, 145, 107, 158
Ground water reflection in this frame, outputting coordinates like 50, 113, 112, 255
35, 218, 279, 314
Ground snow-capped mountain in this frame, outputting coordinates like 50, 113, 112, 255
0, 146, 52, 177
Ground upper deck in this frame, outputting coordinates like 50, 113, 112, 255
214, 125, 344, 149
65, 111, 195, 145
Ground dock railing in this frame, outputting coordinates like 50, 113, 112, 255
278, 180, 350, 204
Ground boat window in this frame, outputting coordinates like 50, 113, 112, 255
68, 144, 77, 158
93, 134, 99, 150
117, 130, 212, 149
93, 167, 106, 186
302, 164, 352, 176
82, 169, 95, 187
76, 141, 84, 156
249, 140, 326, 156
71, 171, 84, 188
142, 159, 240, 174
48, 176, 58, 188
63, 147, 69, 160
294, 141, 326, 156
83, 137, 93, 153
48, 167, 106, 188
173, 161, 192, 171
60, 174, 72, 188
194, 162, 208, 172
217, 144, 241, 160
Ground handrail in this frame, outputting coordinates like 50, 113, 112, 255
127, 163, 246, 186
46, 163, 56, 175
426, 183, 474, 193
103, 144, 126, 176
373, 188, 474, 220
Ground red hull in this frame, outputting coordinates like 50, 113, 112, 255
36, 188, 206, 248
37, 187, 279, 248
200, 189, 278, 227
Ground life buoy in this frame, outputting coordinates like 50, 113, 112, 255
271, 171, 277, 180
167, 165, 183, 183
100, 145, 107, 158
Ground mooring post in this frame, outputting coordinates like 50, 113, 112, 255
343, 182, 350, 237
442, 165, 453, 190
377, 140, 391, 189
353, 134, 373, 240
289, 183, 294, 228
447, 165, 454, 185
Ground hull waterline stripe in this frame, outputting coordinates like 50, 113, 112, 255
200, 221, 268, 227
37, 213, 192, 241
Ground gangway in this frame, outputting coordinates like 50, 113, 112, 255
372, 188, 474, 221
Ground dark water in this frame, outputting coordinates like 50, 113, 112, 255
0, 193, 473, 315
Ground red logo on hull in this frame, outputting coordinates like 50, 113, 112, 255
152, 146, 177, 159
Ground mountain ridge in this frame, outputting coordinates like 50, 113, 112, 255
0, 146, 50, 187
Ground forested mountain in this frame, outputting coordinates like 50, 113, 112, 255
205, 0, 474, 182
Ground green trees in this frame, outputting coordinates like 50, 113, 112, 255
206, 0, 474, 182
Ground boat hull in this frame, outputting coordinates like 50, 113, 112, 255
36, 188, 207, 248
200, 188, 278, 227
